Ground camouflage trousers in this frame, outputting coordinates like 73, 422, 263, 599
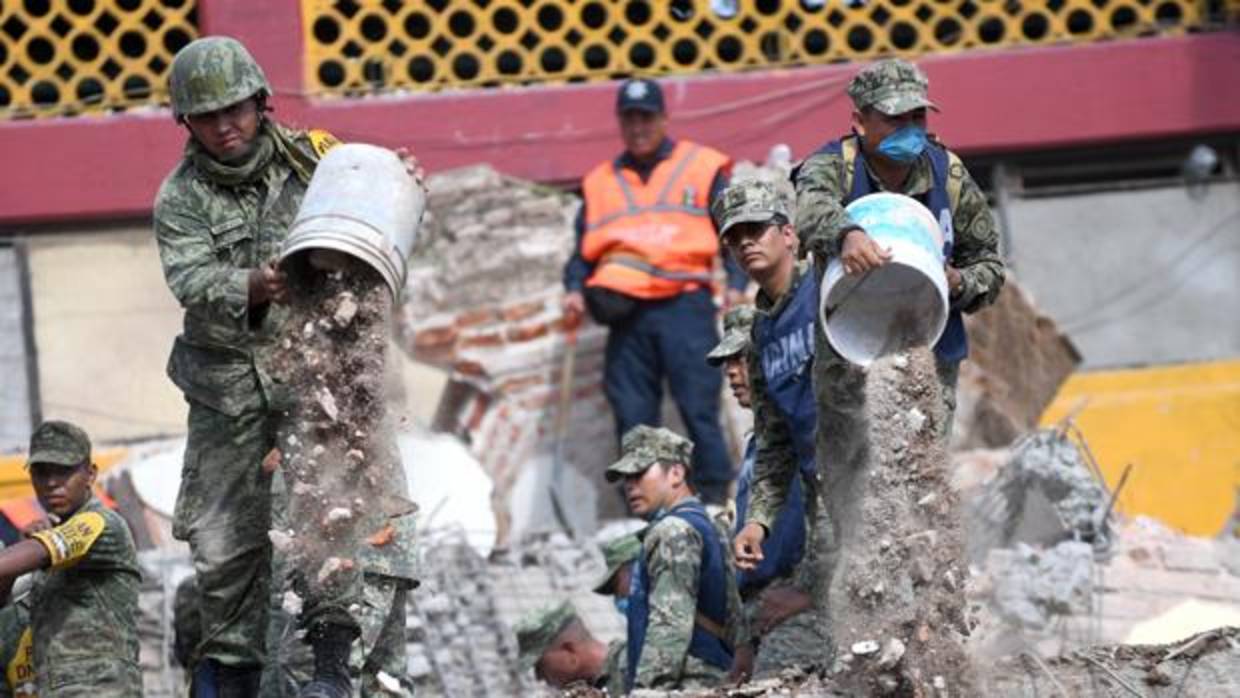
748, 475, 834, 678
0, 598, 33, 694
174, 402, 275, 668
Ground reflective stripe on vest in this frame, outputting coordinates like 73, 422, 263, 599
815, 136, 968, 363
582, 141, 729, 300
625, 500, 733, 690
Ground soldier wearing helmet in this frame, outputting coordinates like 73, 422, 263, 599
153, 36, 416, 698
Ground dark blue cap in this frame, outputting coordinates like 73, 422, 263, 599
616, 78, 665, 114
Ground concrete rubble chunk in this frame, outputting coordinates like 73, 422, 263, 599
317, 387, 339, 422
281, 590, 303, 616
333, 291, 358, 327
965, 429, 1110, 564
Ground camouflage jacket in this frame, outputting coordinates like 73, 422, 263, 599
153, 124, 323, 417
29, 497, 141, 696
746, 261, 815, 533
0, 593, 33, 698
634, 496, 746, 690
795, 135, 1005, 314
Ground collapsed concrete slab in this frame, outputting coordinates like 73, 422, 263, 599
964, 428, 1111, 565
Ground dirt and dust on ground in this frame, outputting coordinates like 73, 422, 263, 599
588, 626, 1240, 697
268, 254, 415, 607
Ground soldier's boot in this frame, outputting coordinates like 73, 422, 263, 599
298, 623, 355, 698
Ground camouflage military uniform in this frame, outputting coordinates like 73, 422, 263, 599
711, 180, 834, 674
515, 601, 625, 694
12, 422, 142, 696
631, 502, 746, 689
781, 59, 1001, 659
0, 578, 34, 698
154, 37, 365, 671
26, 497, 143, 696
600, 641, 625, 696
795, 59, 1005, 434
746, 502, 833, 678
604, 427, 748, 691
740, 262, 836, 673
155, 119, 320, 666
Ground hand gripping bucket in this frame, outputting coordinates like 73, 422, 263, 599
819, 193, 949, 366
281, 143, 426, 298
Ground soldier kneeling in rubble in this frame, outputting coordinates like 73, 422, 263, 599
516, 600, 625, 695
606, 426, 749, 692
0, 421, 142, 696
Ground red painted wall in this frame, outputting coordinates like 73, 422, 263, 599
0, 0, 1237, 226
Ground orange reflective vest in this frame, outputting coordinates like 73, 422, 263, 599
581, 141, 730, 300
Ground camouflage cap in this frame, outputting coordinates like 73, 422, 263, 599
592, 531, 643, 594
26, 420, 91, 468
515, 600, 577, 673
712, 179, 792, 239
605, 425, 693, 483
847, 58, 939, 116
706, 304, 757, 366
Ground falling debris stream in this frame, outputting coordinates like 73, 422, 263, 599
269, 257, 413, 606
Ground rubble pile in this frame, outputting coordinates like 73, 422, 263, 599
979, 626, 1240, 697
405, 527, 523, 696
824, 349, 973, 696
965, 429, 1111, 564
960, 429, 1240, 659
404, 526, 625, 697
614, 626, 1240, 697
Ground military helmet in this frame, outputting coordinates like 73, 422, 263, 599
169, 36, 270, 119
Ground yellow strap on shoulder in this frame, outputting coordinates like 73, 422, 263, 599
31, 511, 106, 571
307, 129, 342, 158
945, 150, 964, 211
840, 136, 859, 193
6, 626, 35, 696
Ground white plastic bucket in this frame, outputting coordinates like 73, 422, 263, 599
819, 192, 949, 366
281, 143, 425, 298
